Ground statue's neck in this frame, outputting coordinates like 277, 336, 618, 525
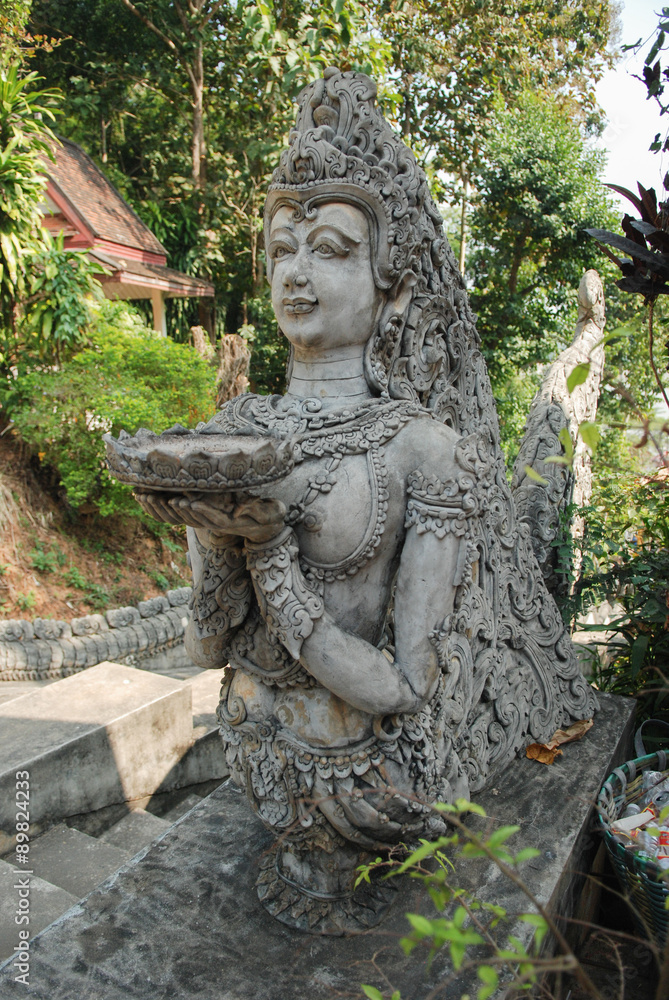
286, 346, 372, 410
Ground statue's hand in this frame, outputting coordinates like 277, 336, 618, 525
134, 490, 184, 526
169, 494, 287, 545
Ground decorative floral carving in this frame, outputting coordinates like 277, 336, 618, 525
103, 426, 295, 493
245, 527, 324, 661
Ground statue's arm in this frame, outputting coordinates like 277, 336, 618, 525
185, 526, 252, 668
303, 527, 459, 714
245, 468, 464, 716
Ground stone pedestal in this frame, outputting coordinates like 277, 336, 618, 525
0, 692, 634, 999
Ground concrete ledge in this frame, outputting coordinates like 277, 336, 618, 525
0, 692, 635, 1000
0, 663, 193, 850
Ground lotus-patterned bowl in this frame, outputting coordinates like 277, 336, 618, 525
104, 424, 295, 493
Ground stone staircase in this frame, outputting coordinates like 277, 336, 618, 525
0, 660, 229, 963
0, 791, 209, 961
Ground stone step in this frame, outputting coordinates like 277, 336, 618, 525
160, 792, 206, 824
0, 679, 57, 708
99, 809, 171, 856
0, 859, 78, 962
0, 692, 636, 1000
0, 662, 194, 852
21, 825, 130, 899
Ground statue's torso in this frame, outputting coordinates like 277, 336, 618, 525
220, 395, 435, 747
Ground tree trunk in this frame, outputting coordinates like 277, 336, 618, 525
508, 225, 529, 295
458, 168, 468, 275
191, 43, 205, 189
198, 299, 215, 344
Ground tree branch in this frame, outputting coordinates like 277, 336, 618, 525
200, 0, 227, 28
118, 0, 197, 90
173, 0, 194, 38
648, 299, 669, 415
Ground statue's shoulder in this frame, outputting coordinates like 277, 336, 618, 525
390, 409, 461, 478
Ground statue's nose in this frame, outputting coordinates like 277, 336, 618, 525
283, 268, 308, 288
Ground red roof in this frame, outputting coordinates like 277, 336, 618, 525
46, 137, 166, 258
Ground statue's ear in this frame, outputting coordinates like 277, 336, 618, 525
380, 271, 416, 328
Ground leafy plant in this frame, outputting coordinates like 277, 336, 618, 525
64, 566, 87, 589
21, 230, 104, 365
0, 63, 59, 361
356, 799, 601, 1000
569, 482, 669, 723
5, 300, 217, 517
29, 543, 62, 573
147, 568, 169, 591
82, 583, 111, 610
15, 589, 36, 611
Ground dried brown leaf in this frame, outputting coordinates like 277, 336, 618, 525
546, 718, 594, 750
526, 744, 563, 765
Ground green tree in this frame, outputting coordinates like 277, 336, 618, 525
28, 0, 390, 345
0, 64, 59, 367
9, 300, 218, 516
375, 0, 617, 269
466, 93, 616, 456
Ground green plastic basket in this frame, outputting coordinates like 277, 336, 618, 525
597, 749, 669, 947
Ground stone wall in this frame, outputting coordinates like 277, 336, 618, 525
0, 587, 193, 681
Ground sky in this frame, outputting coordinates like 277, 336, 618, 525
596, 0, 669, 207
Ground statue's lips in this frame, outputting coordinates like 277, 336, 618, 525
283, 297, 317, 315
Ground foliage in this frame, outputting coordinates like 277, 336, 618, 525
568, 474, 669, 723
355, 799, 603, 1000
6, 301, 217, 517
0, 64, 59, 346
628, 4, 669, 148
466, 92, 616, 459
242, 292, 289, 396
28, 0, 391, 351
0, 1, 31, 68
26, 0, 618, 367
17, 231, 104, 367
375, 0, 615, 174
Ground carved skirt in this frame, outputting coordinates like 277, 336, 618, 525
217, 667, 469, 853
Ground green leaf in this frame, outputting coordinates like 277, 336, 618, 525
578, 421, 601, 452
393, 836, 454, 874
361, 987, 384, 1000
514, 847, 541, 864
566, 362, 590, 393
523, 464, 548, 486
453, 799, 486, 816
486, 825, 520, 849
477, 965, 499, 1000
558, 426, 574, 461
630, 634, 650, 676
405, 913, 433, 936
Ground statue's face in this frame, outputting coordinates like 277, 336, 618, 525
268, 201, 383, 353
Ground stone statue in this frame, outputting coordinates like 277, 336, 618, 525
512, 269, 606, 594
105, 68, 597, 935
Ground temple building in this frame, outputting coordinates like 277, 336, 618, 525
40, 136, 214, 334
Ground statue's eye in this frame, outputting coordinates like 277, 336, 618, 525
314, 241, 346, 257
270, 243, 293, 260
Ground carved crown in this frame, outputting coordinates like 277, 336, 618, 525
265, 67, 447, 290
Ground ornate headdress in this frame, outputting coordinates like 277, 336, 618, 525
264, 67, 480, 411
